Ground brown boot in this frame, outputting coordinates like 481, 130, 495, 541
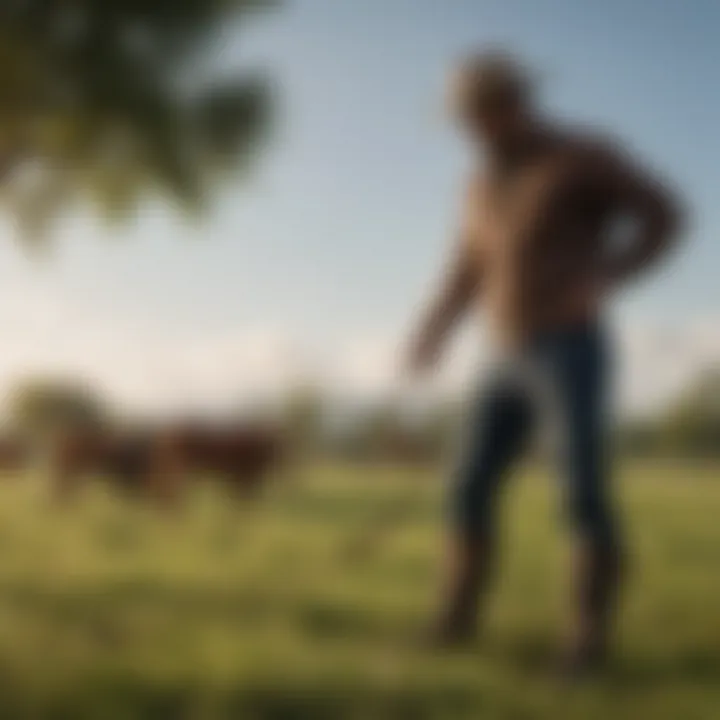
561, 539, 624, 679
426, 531, 495, 649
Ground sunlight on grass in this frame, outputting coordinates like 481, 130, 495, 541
0, 463, 716, 717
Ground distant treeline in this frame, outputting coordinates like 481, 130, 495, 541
5, 368, 720, 462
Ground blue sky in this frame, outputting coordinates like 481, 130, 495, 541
0, 0, 716, 414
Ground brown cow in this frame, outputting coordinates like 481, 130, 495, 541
50, 427, 177, 504
50, 421, 284, 506
0, 435, 30, 476
162, 421, 285, 500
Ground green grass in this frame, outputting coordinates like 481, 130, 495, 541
0, 461, 717, 718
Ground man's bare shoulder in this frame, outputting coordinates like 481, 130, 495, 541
553, 126, 630, 168
533, 126, 634, 191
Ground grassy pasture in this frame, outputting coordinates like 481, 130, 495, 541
0, 461, 716, 718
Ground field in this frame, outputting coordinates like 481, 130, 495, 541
0, 462, 718, 719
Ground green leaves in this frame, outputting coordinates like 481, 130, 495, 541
9, 378, 109, 437
0, 0, 278, 243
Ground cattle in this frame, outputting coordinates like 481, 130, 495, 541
0, 436, 30, 475
162, 422, 285, 500
50, 428, 167, 503
49, 421, 285, 506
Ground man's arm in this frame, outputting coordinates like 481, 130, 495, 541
595, 143, 686, 286
407, 230, 480, 373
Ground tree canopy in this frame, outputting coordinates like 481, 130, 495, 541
621, 368, 720, 459
0, 0, 277, 241
9, 378, 108, 438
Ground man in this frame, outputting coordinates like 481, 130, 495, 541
407, 51, 684, 675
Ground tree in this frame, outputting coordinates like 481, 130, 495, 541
619, 368, 720, 459
9, 378, 109, 439
660, 368, 720, 457
0, 1, 278, 242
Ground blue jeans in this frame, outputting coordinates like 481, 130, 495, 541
452, 321, 619, 551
